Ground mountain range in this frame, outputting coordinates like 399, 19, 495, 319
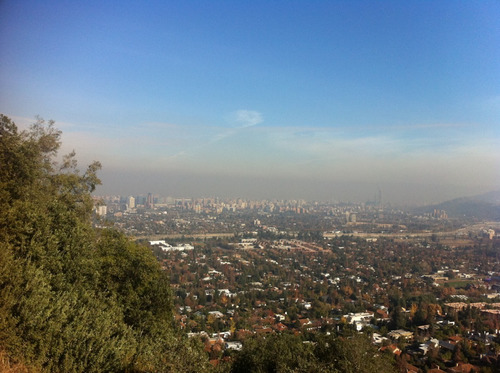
413, 190, 500, 220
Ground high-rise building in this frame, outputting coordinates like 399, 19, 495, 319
96, 205, 107, 216
127, 196, 135, 209
146, 193, 154, 209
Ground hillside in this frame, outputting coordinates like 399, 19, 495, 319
413, 190, 500, 220
0, 115, 210, 372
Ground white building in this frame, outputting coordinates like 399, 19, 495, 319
343, 312, 374, 331
96, 205, 107, 216
127, 196, 135, 209
225, 341, 242, 351
149, 240, 194, 252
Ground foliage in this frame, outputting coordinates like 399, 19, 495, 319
231, 334, 320, 373
0, 115, 211, 372
230, 333, 396, 373
314, 333, 396, 373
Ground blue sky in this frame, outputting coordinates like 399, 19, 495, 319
1, 1, 499, 204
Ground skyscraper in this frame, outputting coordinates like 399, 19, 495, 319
146, 193, 154, 209
127, 196, 135, 209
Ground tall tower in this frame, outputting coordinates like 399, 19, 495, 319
146, 193, 154, 209
127, 196, 135, 209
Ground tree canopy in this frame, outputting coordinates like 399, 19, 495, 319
0, 114, 210, 372
230, 333, 396, 373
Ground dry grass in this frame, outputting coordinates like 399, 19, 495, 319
439, 238, 474, 248
0, 350, 33, 373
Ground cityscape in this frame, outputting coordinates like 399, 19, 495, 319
93, 191, 500, 371
1, 0, 499, 372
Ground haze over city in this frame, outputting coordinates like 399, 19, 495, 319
1, 1, 499, 204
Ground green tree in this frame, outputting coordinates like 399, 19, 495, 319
231, 333, 396, 373
0, 115, 211, 372
314, 333, 397, 373
231, 334, 320, 373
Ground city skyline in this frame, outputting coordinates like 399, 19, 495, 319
1, 1, 499, 204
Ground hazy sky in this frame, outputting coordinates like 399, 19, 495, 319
1, 1, 499, 204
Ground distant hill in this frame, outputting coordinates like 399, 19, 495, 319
413, 190, 500, 220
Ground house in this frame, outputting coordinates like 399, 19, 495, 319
225, 341, 243, 351
255, 327, 273, 335
208, 311, 224, 318
275, 314, 286, 322
448, 335, 463, 344
380, 344, 401, 355
372, 332, 388, 345
343, 312, 374, 331
298, 318, 311, 327
218, 288, 232, 297
438, 340, 455, 351
387, 329, 413, 340
419, 338, 439, 354
447, 363, 479, 373
274, 322, 287, 332
235, 329, 253, 340
149, 240, 194, 252
376, 308, 389, 319
212, 331, 231, 340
